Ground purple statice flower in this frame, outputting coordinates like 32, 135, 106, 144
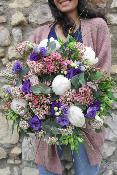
66, 67, 81, 79
22, 79, 31, 94
12, 61, 22, 74
85, 101, 101, 118
29, 52, 39, 61
56, 116, 70, 127
39, 47, 47, 57
28, 115, 42, 132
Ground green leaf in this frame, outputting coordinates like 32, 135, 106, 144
20, 67, 29, 76
71, 73, 85, 89
31, 86, 41, 94
93, 71, 103, 80
77, 137, 83, 143
78, 73, 85, 85
31, 83, 51, 95
48, 41, 56, 51
71, 75, 81, 89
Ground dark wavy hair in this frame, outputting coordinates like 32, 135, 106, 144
48, 0, 107, 37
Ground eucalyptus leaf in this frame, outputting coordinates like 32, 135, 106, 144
48, 41, 56, 51
20, 67, 29, 76
71, 75, 81, 89
31, 83, 51, 95
78, 73, 85, 85
71, 73, 85, 89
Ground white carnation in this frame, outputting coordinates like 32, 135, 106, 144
68, 106, 85, 127
52, 75, 71, 95
29, 75, 39, 86
11, 99, 28, 116
83, 47, 98, 65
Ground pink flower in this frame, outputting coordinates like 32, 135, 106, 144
47, 64, 55, 73
51, 52, 62, 61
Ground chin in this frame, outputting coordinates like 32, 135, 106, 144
60, 6, 75, 13
55, 0, 78, 13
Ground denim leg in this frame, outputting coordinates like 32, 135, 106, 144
37, 146, 64, 175
37, 165, 61, 175
73, 143, 100, 175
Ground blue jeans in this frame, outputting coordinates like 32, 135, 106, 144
37, 144, 99, 175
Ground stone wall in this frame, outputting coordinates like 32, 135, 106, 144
0, 0, 117, 175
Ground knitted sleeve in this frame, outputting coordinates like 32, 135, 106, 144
29, 24, 50, 44
96, 18, 112, 73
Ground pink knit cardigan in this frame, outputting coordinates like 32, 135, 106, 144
30, 18, 111, 174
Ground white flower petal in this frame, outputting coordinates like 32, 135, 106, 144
83, 47, 98, 65
52, 75, 71, 95
68, 106, 85, 127
38, 39, 48, 48
50, 37, 55, 42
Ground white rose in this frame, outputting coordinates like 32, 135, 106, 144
29, 75, 39, 86
83, 47, 98, 65
68, 106, 85, 127
11, 99, 28, 116
52, 75, 71, 95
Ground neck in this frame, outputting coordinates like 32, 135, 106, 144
66, 9, 80, 26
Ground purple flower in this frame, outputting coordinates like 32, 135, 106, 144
51, 101, 62, 117
29, 52, 40, 61
22, 79, 31, 94
61, 105, 69, 117
39, 47, 47, 57
12, 61, 22, 74
85, 101, 101, 118
28, 115, 42, 132
56, 116, 70, 127
51, 102, 70, 127
66, 67, 81, 79
5, 87, 12, 94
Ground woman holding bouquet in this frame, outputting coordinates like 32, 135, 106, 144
30, 0, 111, 174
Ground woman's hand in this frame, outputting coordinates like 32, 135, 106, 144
29, 27, 41, 44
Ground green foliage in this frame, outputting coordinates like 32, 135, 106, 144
47, 41, 56, 54
31, 83, 51, 95
6, 109, 19, 121
71, 73, 85, 89
58, 35, 80, 61
91, 71, 103, 81
19, 67, 29, 77
98, 79, 115, 92
59, 132, 83, 152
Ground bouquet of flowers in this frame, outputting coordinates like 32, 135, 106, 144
0, 36, 116, 151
